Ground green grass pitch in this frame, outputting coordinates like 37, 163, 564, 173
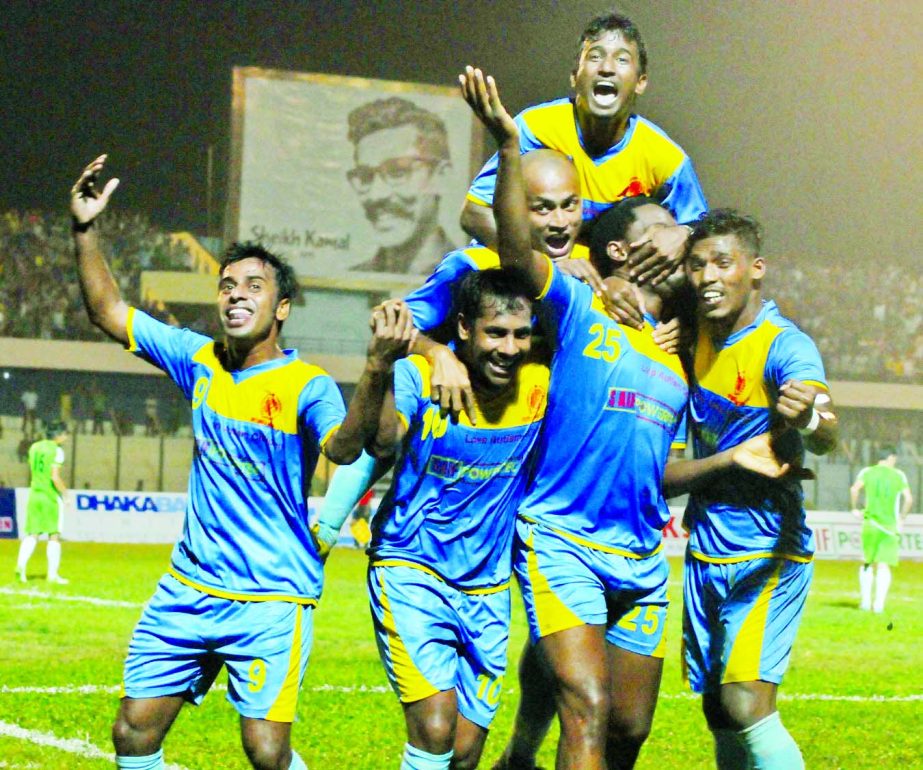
1, 542, 920, 769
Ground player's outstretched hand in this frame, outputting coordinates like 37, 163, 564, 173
628, 223, 689, 286
71, 155, 120, 226
776, 379, 816, 431
731, 432, 815, 481
429, 345, 477, 425
368, 300, 417, 369
459, 66, 519, 146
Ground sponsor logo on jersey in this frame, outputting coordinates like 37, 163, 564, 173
426, 455, 522, 483
605, 388, 679, 432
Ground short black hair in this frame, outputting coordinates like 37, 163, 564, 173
44, 420, 67, 439
219, 241, 299, 304
453, 268, 533, 332
578, 11, 648, 75
588, 195, 658, 276
878, 444, 898, 460
347, 96, 450, 162
688, 209, 763, 257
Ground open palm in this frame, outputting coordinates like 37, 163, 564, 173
70, 154, 120, 225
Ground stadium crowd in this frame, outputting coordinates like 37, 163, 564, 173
767, 260, 923, 383
0, 208, 192, 340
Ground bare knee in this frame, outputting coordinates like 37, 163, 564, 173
413, 708, 456, 753
112, 697, 181, 756
556, 677, 610, 740
451, 720, 487, 770
710, 683, 777, 731
609, 708, 652, 748
241, 718, 292, 770
403, 693, 460, 756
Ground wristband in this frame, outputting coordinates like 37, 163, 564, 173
798, 408, 821, 435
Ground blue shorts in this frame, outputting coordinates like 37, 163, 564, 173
123, 574, 314, 722
367, 564, 510, 729
512, 519, 669, 656
683, 554, 813, 693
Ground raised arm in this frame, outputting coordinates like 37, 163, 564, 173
459, 67, 549, 297
324, 301, 416, 465
70, 155, 129, 345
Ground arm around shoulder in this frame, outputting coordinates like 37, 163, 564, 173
460, 198, 497, 250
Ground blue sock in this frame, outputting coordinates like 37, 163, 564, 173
115, 748, 165, 769
713, 728, 748, 770
739, 712, 804, 770
400, 742, 453, 770
289, 749, 307, 769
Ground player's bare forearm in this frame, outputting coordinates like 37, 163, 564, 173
494, 141, 548, 296
369, 388, 405, 461
663, 432, 796, 498
459, 67, 548, 296
663, 452, 734, 498
73, 225, 130, 344
328, 301, 416, 464
460, 199, 498, 249
326, 361, 391, 466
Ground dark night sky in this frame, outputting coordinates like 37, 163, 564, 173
2, 0, 920, 266
1, 1, 588, 233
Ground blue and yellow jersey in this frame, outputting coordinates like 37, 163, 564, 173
370, 355, 548, 591
684, 300, 829, 563
520, 264, 688, 555
467, 99, 707, 225
404, 243, 588, 332
126, 308, 346, 604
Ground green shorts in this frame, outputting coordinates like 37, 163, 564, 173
862, 521, 899, 566
25, 491, 61, 536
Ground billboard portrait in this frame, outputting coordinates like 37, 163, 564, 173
227, 67, 483, 291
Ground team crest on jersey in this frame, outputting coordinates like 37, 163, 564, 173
257, 392, 282, 427
617, 177, 647, 198
727, 369, 747, 406
527, 384, 547, 415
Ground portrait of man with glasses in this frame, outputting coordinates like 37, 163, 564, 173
346, 96, 455, 274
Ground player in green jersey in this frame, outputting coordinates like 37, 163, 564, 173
16, 420, 69, 584
850, 445, 913, 612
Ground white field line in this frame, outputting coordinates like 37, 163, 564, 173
1, 683, 920, 703
0, 586, 142, 608
0, 720, 189, 770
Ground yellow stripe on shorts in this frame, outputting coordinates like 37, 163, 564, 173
524, 530, 583, 638
722, 561, 782, 684
376, 570, 439, 704
266, 604, 303, 722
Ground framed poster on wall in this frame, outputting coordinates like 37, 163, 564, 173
227, 67, 484, 293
